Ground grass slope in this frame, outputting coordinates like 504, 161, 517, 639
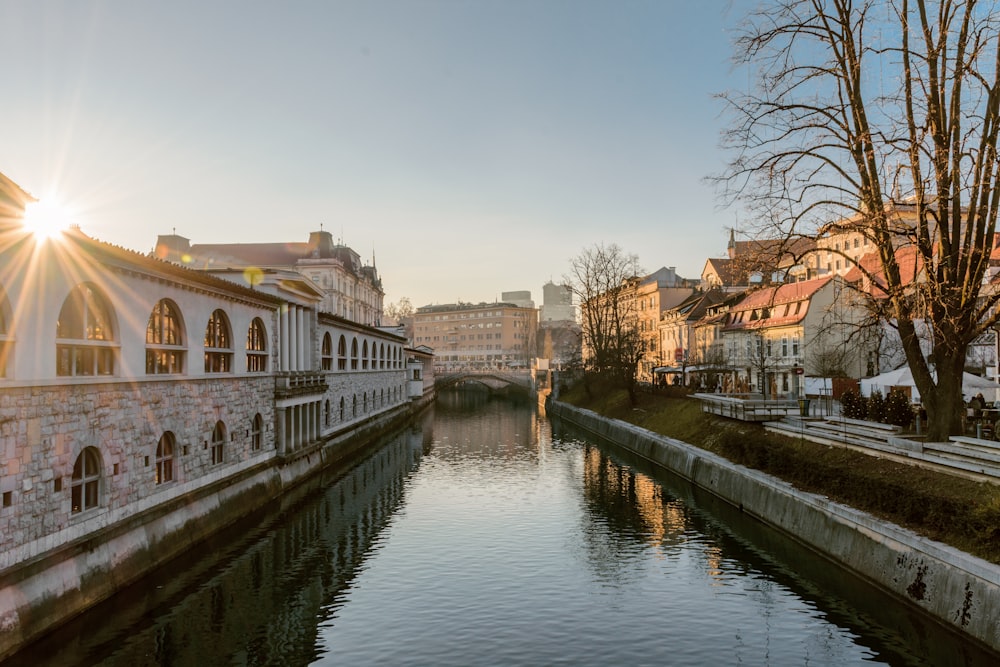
560, 380, 1000, 565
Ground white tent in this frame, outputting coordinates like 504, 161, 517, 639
860, 366, 1000, 403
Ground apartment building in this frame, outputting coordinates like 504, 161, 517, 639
413, 301, 538, 371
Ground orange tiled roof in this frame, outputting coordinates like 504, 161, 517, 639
725, 276, 833, 330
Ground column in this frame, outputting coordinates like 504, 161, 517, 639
296, 307, 306, 371
280, 306, 289, 371
288, 306, 299, 371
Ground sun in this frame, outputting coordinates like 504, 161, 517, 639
22, 199, 75, 241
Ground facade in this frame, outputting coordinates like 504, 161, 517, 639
154, 230, 384, 326
655, 289, 728, 385
0, 173, 420, 658
500, 290, 534, 309
413, 301, 538, 372
540, 282, 575, 322
633, 268, 696, 382
720, 276, 868, 397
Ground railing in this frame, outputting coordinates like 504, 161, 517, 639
274, 371, 328, 398
693, 392, 799, 422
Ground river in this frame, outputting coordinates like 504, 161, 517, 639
9, 390, 998, 666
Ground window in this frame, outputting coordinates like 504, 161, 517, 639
146, 299, 185, 374
781, 336, 788, 357
71, 447, 101, 513
246, 318, 268, 372
251, 414, 263, 451
362, 341, 369, 369
338, 335, 347, 370
340, 396, 346, 422
211, 421, 226, 465
792, 336, 800, 356
380, 344, 386, 369
156, 432, 174, 485
57, 284, 116, 376
204, 310, 232, 373
351, 338, 359, 370
321, 333, 333, 371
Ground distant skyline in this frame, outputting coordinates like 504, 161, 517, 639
1, 0, 747, 308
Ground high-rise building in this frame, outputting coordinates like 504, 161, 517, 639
541, 282, 575, 322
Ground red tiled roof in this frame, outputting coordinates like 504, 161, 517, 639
725, 277, 833, 330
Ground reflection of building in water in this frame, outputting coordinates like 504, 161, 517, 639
433, 393, 539, 460
22, 425, 426, 666
581, 446, 691, 548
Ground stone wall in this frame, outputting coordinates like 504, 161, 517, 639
0, 391, 432, 661
0, 376, 274, 569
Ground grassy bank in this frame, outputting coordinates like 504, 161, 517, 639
559, 378, 1000, 565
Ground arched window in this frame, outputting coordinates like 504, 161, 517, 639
337, 335, 347, 370
351, 338, 359, 370
380, 344, 386, 369
246, 318, 268, 372
204, 310, 232, 373
0, 287, 10, 377
146, 299, 185, 374
250, 414, 263, 451
211, 421, 226, 464
57, 284, 116, 376
71, 447, 101, 513
324, 399, 331, 427
352, 395, 357, 417
321, 333, 333, 371
156, 432, 174, 484
339, 396, 345, 422
363, 393, 368, 412
362, 341, 369, 370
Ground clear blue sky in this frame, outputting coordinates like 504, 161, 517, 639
1, 0, 746, 308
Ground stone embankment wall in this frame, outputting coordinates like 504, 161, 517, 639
550, 400, 1000, 653
0, 394, 433, 661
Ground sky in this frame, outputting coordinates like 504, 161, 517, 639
0, 0, 747, 309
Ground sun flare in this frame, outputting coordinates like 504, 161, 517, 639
22, 199, 75, 241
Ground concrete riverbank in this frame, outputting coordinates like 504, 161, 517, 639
549, 400, 1000, 653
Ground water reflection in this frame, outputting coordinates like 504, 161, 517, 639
10, 421, 430, 667
10, 393, 1000, 666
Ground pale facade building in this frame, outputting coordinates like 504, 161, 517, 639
0, 172, 415, 656
413, 301, 538, 371
154, 230, 384, 326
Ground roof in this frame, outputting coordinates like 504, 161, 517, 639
725, 276, 833, 331
843, 245, 923, 297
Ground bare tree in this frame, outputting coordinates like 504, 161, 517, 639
565, 243, 645, 403
384, 297, 413, 325
717, 0, 1000, 439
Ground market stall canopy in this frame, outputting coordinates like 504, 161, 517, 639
859, 366, 1000, 403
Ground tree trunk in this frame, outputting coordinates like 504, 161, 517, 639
923, 353, 967, 442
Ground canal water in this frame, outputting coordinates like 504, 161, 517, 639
11, 390, 999, 666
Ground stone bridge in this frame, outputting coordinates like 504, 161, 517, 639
434, 371, 534, 394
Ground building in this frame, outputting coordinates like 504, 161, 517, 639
655, 288, 728, 386
633, 268, 696, 382
154, 230, 384, 326
540, 282, 575, 322
413, 301, 538, 372
720, 276, 868, 397
0, 172, 422, 659
500, 290, 534, 309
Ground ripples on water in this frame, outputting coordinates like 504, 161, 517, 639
11, 391, 999, 666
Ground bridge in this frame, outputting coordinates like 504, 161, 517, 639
434, 370, 534, 395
